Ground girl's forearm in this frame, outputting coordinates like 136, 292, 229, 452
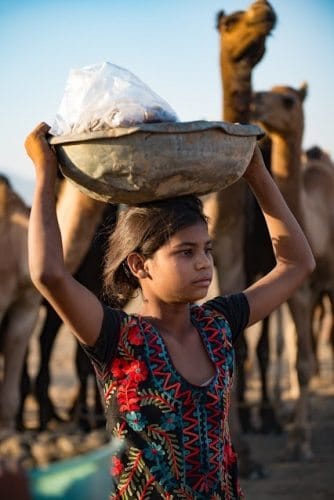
25, 123, 68, 292
244, 146, 315, 274
242, 146, 315, 326
28, 170, 67, 291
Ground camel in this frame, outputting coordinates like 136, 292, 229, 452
0, 174, 41, 437
35, 190, 117, 431
251, 83, 334, 459
303, 146, 334, 376
19, 178, 117, 431
213, 0, 284, 436
206, 0, 276, 289
203, 0, 277, 475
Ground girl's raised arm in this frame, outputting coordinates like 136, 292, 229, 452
242, 145, 315, 327
25, 122, 104, 346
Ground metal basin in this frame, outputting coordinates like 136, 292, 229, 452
49, 120, 263, 204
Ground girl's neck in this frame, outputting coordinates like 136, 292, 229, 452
140, 302, 193, 340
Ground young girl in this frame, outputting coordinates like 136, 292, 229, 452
25, 122, 314, 499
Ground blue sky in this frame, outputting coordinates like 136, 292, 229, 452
1, 0, 333, 203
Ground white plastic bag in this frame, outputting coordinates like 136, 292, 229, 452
50, 62, 178, 136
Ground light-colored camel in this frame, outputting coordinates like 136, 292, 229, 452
0, 175, 41, 436
251, 83, 334, 459
303, 146, 334, 376
203, 0, 277, 475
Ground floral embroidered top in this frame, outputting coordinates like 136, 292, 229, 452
82, 293, 249, 499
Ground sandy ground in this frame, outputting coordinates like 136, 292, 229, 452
240, 334, 334, 499
6, 285, 334, 498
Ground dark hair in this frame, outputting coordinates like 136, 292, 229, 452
103, 195, 207, 308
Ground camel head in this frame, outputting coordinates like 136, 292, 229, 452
302, 145, 334, 174
0, 174, 29, 219
0, 174, 12, 218
0, 174, 11, 192
251, 83, 308, 138
304, 146, 332, 164
217, 0, 276, 67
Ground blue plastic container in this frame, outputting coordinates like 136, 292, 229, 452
28, 444, 113, 500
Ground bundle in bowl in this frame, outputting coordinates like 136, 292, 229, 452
49, 62, 263, 204
49, 121, 263, 204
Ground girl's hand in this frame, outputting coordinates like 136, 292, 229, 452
24, 122, 58, 173
242, 144, 265, 182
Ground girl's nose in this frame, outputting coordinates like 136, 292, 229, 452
196, 252, 212, 269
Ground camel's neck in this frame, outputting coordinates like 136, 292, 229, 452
211, 58, 252, 227
271, 133, 304, 222
222, 59, 252, 123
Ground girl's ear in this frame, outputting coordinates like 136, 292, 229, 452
127, 253, 149, 279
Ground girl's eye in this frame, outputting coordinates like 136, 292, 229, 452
206, 247, 213, 254
182, 249, 193, 256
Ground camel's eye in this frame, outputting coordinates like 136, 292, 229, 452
282, 95, 295, 109
222, 12, 242, 31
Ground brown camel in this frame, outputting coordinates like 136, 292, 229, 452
19, 177, 115, 431
203, 0, 277, 476
214, 0, 283, 436
303, 146, 334, 376
251, 83, 334, 459
0, 175, 41, 437
205, 0, 276, 291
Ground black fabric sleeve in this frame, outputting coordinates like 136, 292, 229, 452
205, 292, 250, 343
79, 303, 124, 372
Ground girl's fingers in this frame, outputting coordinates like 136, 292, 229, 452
24, 123, 56, 164
26, 123, 51, 147
32, 122, 51, 137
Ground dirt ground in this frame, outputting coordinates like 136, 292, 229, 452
13, 297, 334, 499
239, 303, 334, 500
241, 359, 334, 499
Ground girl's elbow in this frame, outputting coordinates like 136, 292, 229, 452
297, 252, 316, 283
307, 254, 316, 275
306, 254, 316, 276
30, 266, 65, 294
278, 252, 315, 289
303, 249, 316, 276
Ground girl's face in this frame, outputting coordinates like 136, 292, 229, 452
142, 221, 214, 304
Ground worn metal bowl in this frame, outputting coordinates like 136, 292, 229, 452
49, 120, 263, 204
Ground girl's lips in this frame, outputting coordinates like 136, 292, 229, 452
193, 278, 212, 286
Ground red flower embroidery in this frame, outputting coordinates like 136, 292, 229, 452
111, 358, 127, 379
127, 325, 144, 345
110, 323, 149, 414
111, 456, 124, 476
123, 360, 148, 382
